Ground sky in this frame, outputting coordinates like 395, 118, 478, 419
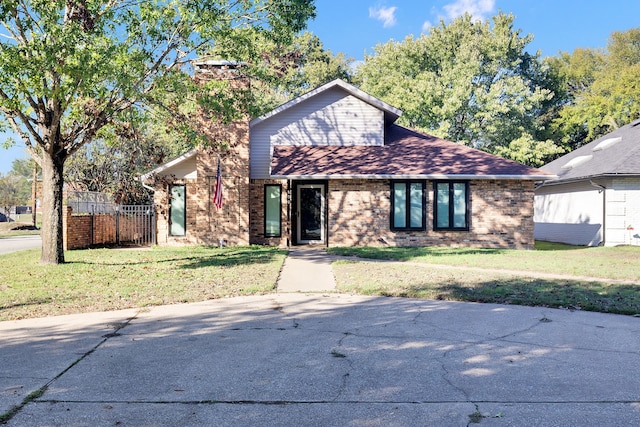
2, 0, 640, 175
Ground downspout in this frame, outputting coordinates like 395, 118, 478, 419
139, 175, 156, 193
590, 180, 606, 246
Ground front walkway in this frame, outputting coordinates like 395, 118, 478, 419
276, 246, 336, 292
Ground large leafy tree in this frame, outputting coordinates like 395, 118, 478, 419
0, 0, 315, 264
356, 12, 563, 166
551, 28, 640, 148
64, 31, 350, 206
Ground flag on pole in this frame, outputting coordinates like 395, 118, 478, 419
213, 156, 223, 210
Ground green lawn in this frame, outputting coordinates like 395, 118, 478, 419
329, 243, 640, 316
0, 246, 287, 321
2, 243, 639, 321
328, 242, 640, 282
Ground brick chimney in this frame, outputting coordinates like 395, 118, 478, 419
193, 59, 251, 246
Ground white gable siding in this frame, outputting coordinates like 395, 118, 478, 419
250, 86, 384, 179
161, 156, 197, 179
534, 181, 604, 246
605, 178, 640, 246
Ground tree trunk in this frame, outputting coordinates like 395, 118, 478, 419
40, 152, 66, 264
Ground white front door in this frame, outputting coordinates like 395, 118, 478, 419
297, 184, 325, 244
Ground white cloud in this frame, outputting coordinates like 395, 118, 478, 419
421, 0, 495, 33
369, 5, 398, 28
442, 0, 495, 21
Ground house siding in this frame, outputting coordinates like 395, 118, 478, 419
250, 87, 384, 179
535, 177, 640, 246
605, 178, 640, 246
326, 179, 534, 249
534, 181, 604, 246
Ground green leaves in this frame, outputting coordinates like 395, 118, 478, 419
357, 12, 562, 166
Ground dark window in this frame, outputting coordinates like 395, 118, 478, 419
264, 185, 281, 237
391, 181, 426, 231
434, 181, 469, 231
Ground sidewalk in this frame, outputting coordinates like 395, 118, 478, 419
276, 246, 336, 292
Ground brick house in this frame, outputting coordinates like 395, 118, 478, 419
142, 61, 553, 249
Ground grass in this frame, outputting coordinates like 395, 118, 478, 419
328, 242, 640, 282
2, 241, 639, 321
0, 246, 287, 321
330, 243, 640, 316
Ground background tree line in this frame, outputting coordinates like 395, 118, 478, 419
65, 13, 640, 208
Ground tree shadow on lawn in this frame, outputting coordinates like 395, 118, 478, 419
66, 247, 288, 268
329, 246, 509, 261
374, 278, 640, 316
178, 247, 288, 269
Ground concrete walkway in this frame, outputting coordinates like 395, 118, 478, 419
2, 294, 640, 426
277, 246, 336, 292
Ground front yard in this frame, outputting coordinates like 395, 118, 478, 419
329, 243, 640, 316
0, 246, 287, 321
1, 243, 639, 321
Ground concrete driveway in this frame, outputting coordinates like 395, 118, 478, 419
2, 294, 639, 426
0, 235, 41, 255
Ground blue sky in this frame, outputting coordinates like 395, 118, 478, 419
2, 0, 640, 174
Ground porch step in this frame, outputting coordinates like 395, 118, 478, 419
276, 247, 337, 292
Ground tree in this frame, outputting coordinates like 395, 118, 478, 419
8, 158, 35, 205
0, 173, 22, 217
223, 31, 354, 116
356, 12, 564, 166
0, 0, 315, 264
550, 28, 640, 148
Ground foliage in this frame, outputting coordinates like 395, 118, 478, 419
221, 31, 355, 116
550, 28, 640, 148
0, 173, 22, 215
356, 12, 563, 166
65, 131, 170, 204
0, 0, 316, 264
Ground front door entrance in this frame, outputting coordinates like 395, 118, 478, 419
297, 184, 325, 244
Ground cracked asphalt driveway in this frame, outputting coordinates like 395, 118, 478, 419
2, 294, 640, 426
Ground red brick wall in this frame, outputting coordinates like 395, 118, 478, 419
326, 179, 535, 249
249, 179, 289, 246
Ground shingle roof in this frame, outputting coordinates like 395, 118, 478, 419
270, 125, 553, 180
541, 119, 640, 184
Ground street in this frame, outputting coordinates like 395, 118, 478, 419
0, 235, 41, 255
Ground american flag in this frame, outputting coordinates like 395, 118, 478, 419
213, 157, 223, 210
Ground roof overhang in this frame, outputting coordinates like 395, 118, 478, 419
139, 148, 198, 182
270, 174, 556, 181
537, 173, 640, 187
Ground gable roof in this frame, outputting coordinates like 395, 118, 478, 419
250, 79, 402, 127
541, 119, 640, 185
271, 125, 553, 180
